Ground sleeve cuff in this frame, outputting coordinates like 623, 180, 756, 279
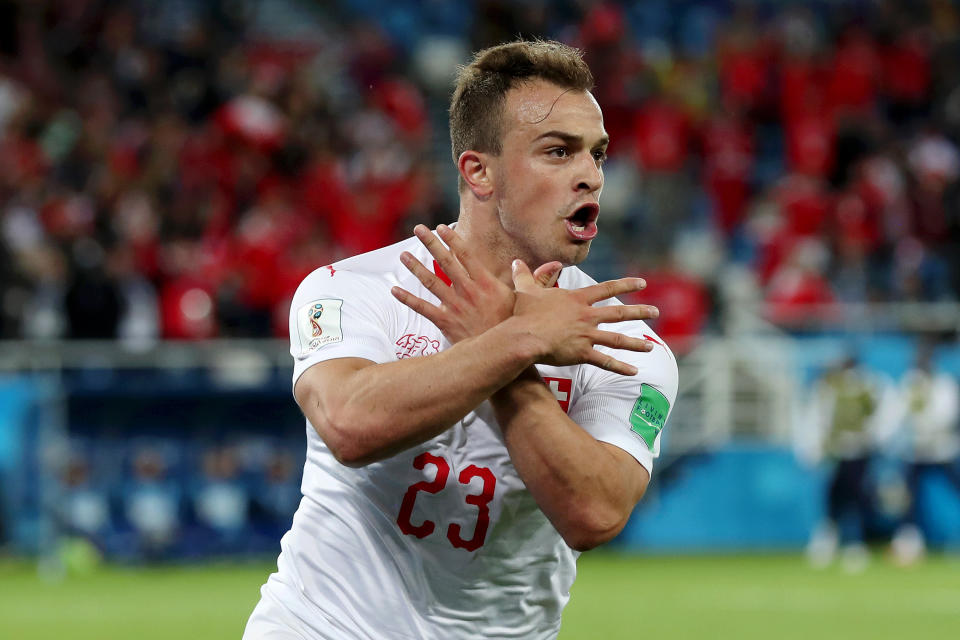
595, 431, 655, 475
292, 344, 396, 388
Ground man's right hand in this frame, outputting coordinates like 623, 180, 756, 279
510, 259, 659, 376
391, 224, 563, 344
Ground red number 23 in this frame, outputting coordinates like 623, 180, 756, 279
396, 452, 496, 552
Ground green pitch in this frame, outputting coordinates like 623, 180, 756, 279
0, 552, 958, 639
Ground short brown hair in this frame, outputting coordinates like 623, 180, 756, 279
449, 40, 594, 171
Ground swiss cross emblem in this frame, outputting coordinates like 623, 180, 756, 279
543, 377, 572, 413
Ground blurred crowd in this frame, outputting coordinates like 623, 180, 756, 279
56, 436, 303, 560
2, 0, 960, 350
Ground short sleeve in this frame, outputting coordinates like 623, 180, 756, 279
569, 322, 678, 475
288, 267, 397, 387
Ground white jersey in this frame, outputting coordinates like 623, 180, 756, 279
900, 369, 960, 463
246, 234, 678, 640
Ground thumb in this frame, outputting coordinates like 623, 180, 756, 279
532, 261, 562, 288
511, 259, 537, 291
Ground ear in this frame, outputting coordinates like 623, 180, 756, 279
457, 150, 494, 199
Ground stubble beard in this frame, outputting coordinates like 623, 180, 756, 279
492, 168, 595, 268
493, 200, 595, 268
494, 198, 548, 268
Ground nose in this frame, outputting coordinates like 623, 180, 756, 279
575, 153, 603, 194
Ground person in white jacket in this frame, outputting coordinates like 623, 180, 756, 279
889, 343, 960, 565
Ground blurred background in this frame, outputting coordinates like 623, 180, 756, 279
1, 0, 960, 638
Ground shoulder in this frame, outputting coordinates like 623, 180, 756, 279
288, 239, 426, 365
565, 266, 679, 403
293, 236, 421, 304
639, 334, 679, 404
333, 235, 421, 275
607, 329, 679, 406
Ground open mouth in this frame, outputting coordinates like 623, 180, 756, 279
565, 203, 600, 241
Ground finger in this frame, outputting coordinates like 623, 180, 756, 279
391, 286, 444, 324
583, 349, 639, 376
436, 224, 487, 281
579, 277, 647, 304
594, 303, 659, 324
532, 261, 563, 288
511, 259, 538, 292
414, 224, 469, 285
400, 251, 453, 302
591, 330, 654, 353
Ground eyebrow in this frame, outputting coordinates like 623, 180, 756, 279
534, 130, 610, 148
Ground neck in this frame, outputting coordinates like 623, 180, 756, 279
454, 203, 518, 286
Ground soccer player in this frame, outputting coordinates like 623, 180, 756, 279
244, 40, 678, 639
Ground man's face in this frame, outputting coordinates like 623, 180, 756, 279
489, 79, 608, 267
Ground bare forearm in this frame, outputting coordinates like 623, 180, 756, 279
302, 319, 539, 465
491, 367, 647, 550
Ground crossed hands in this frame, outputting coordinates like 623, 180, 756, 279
390, 224, 659, 376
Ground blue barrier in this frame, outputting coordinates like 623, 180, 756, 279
618, 442, 960, 552
0, 377, 44, 551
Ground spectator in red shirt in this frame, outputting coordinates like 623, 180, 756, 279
765, 238, 837, 328
830, 186, 882, 254
702, 106, 754, 235
827, 25, 881, 118
882, 28, 932, 125
779, 52, 828, 135
575, 1, 641, 151
634, 92, 692, 173
217, 186, 298, 335
774, 173, 833, 237
158, 239, 217, 340
718, 15, 772, 116
627, 255, 709, 355
784, 105, 836, 179
855, 150, 911, 241
632, 88, 694, 250
907, 130, 960, 244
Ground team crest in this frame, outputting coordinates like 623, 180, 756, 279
395, 334, 440, 359
296, 298, 343, 356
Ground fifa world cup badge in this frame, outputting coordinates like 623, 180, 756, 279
296, 299, 344, 356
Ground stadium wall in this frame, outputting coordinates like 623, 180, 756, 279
2, 335, 960, 557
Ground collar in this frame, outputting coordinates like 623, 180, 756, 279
432, 260, 561, 288
433, 260, 453, 286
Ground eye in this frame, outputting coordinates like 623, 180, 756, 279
592, 149, 608, 165
548, 147, 569, 158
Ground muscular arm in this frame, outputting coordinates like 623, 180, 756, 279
296, 275, 652, 470
295, 317, 539, 466
491, 367, 649, 552
386, 225, 661, 549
